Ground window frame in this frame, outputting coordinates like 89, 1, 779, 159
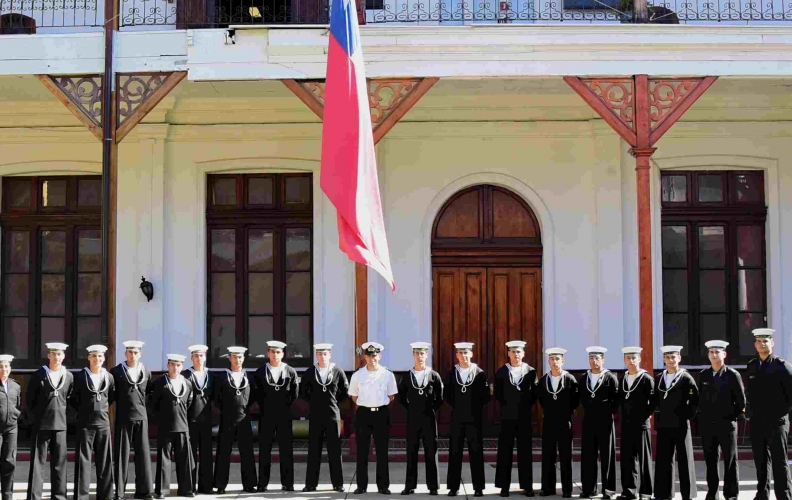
206, 173, 313, 368
0, 176, 102, 369
660, 170, 767, 365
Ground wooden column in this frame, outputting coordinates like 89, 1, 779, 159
282, 77, 439, 363
564, 75, 717, 374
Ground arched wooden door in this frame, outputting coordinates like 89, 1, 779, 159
431, 185, 543, 434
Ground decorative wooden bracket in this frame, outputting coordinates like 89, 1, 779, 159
37, 71, 186, 143
282, 76, 439, 365
282, 78, 440, 144
564, 75, 717, 373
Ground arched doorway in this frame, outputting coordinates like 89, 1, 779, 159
431, 183, 543, 387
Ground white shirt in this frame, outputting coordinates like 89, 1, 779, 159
457, 366, 473, 383
589, 372, 602, 390
44, 365, 65, 387
228, 369, 245, 387
168, 375, 184, 393
551, 374, 562, 391
508, 364, 526, 384
268, 364, 284, 383
87, 368, 105, 390
626, 373, 638, 388
349, 366, 398, 407
317, 364, 333, 383
124, 362, 141, 381
190, 368, 208, 388
664, 371, 679, 388
411, 368, 429, 387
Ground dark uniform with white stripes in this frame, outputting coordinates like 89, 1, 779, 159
579, 368, 619, 498
71, 364, 116, 500
183, 363, 214, 495
618, 368, 654, 500
0, 358, 21, 500
300, 345, 349, 493
152, 367, 194, 498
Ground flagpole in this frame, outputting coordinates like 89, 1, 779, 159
354, 262, 368, 368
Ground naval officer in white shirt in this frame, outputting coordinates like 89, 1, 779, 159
349, 342, 398, 495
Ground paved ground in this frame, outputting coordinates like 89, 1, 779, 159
7, 458, 782, 500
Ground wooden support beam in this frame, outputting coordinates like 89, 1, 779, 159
116, 72, 186, 143
565, 75, 716, 374
36, 75, 104, 142
283, 77, 438, 359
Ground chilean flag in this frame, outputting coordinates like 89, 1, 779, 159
321, 0, 395, 291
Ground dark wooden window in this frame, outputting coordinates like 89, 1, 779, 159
660, 171, 766, 364
0, 176, 102, 369
206, 173, 313, 368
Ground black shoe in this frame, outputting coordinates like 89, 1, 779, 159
430, 491, 438, 496
524, 492, 535, 498
215, 490, 225, 495
242, 488, 257, 494
380, 489, 392, 495
474, 491, 484, 497
257, 487, 267, 493
181, 493, 195, 498
617, 496, 637, 500
283, 487, 295, 492
402, 490, 415, 495
154, 495, 164, 499
539, 493, 554, 498
334, 487, 345, 493
303, 486, 316, 492
581, 494, 592, 498
563, 494, 573, 499
354, 488, 367, 494
144, 496, 155, 500
501, 489, 510, 497
449, 491, 458, 497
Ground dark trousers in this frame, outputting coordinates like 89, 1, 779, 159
447, 420, 485, 492
0, 428, 17, 500
751, 421, 792, 500
354, 407, 390, 491
541, 421, 573, 496
620, 425, 653, 499
27, 429, 67, 500
581, 420, 616, 496
258, 417, 294, 489
305, 418, 344, 489
188, 421, 213, 494
405, 415, 440, 491
654, 427, 697, 500
74, 427, 113, 500
701, 422, 739, 499
495, 419, 532, 491
214, 421, 257, 490
114, 419, 153, 499
155, 432, 193, 496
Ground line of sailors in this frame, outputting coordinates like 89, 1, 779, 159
0, 327, 787, 500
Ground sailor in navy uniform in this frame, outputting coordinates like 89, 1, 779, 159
213, 346, 257, 494
746, 328, 792, 500
579, 346, 619, 499
182, 345, 213, 495
0, 355, 21, 500
152, 354, 194, 498
300, 343, 349, 493
398, 342, 444, 496
653, 345, 699, 500
349, 342, 399, 495
71, 345, 115, 500
536, 347, 579, 499
254, 340, 299, 492
617, 347, 654, 500
698, 340, 745, 500
445, 342, 490, 498
110, 340, 154, 500
494, 340, 537, 498
27, 342, 74, 500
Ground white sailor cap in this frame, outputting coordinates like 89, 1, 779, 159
505, 340, 526, 350
586, 346, 608, 355
410, 342, 431, 351
362, 342, 384, 355
454, 342, 474, 351
46, 343, 68, 352
227, 346, 247, 356
705, 340, 729, 350
314, 343, 333, 352
167, 354, 186, 363
660, 345, 683, 354
188, 345, 209, 354
545, 347, 567, 356
621, 346, 643, 355
86, 345, 108, 354
0, 355, 14, 363
122, 340, 144, 351
753, 328, 775, 338
267, 341, 287, 350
